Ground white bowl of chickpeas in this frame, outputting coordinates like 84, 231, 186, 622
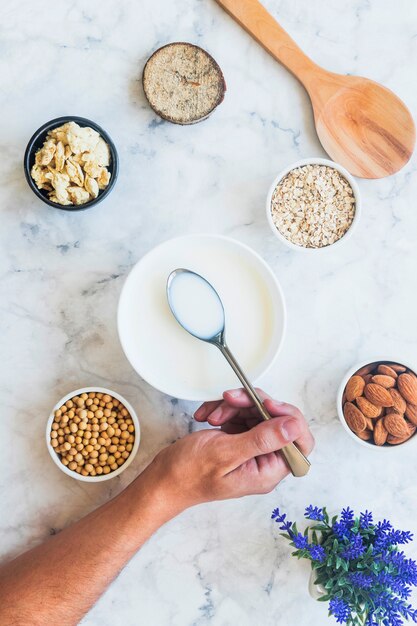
46, 387, 140, 482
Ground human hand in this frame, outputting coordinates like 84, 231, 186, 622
145, 389, 314, 515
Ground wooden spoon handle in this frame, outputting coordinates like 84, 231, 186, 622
215, 0, 320, 85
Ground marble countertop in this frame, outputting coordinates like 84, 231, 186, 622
1, 0, 417, 624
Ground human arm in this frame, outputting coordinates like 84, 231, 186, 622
0, 388, 314, 626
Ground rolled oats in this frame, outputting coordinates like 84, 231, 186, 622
270, 164, 356, 249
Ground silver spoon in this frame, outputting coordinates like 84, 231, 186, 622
166, 268, 310, 478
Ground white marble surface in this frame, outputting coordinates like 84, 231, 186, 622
1, 0, 417, 624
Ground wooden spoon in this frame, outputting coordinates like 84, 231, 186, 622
215, 0, 415, 178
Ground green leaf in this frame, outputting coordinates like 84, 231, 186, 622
317, 594, 331, 602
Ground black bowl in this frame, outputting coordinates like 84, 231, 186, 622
23, 116, 119, 211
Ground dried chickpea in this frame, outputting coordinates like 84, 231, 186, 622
62, 457, 69, 466
103, 466, 111, 474
69, 423, 78, 433
107, 455, 116, 465
76, 398, 85, 408
85, 464, 94, 473
58, 436, 64, 444
86, 398, 93, 407
81, 469, 89, 477
121, 431, 129, 440
114, 451, 121, 459
103, 394, 111, 403
126, 444, 133, 452
91, 404, 98, 412
52, 422, 59, 431
51, 431, 58, 439
51, 439, 58, 448
117, 458, 125, 466
111, 437, 119, 445
67, 434, 75, 444
104, 409, 111, 418
69, 461, 77, 471
90, 450, 99, 459
109, 444, 117, 454
67, 409, 75, 419
122, 451, 130, 459
90, 437, 97, 445
128, 435, 134, 443
96, 466, 103, 475
99, 453, 108, 462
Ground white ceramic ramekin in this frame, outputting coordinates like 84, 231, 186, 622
46, 387, 140, 482
266, 157, 361, 252
337, 358, 417, 450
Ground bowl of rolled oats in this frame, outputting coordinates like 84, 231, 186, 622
266, 158, 360, 251
24, 116, 119, 210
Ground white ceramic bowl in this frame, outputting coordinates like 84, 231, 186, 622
337, 358, 417, 450
266, 157, 361, 252
118, 234, 286, 401
46, 387, 141, 481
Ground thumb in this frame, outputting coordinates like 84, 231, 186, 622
233, 415, 302, 462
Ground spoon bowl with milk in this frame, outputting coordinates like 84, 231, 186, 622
167, 268, 310, 478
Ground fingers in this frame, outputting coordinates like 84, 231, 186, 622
222, 388, 271, 407
194, 400, 222, 422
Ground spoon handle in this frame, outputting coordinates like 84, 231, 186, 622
215, 0, 320, 86
219, 344, 311, 477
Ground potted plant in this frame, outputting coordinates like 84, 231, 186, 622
272, 505, 417, 625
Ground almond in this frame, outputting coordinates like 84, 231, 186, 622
377, 364, 398, 379
365, 417, 374, 431
371, 375, 396, 389
397, 373, 417, 404
389, 388, 407, 414
345, 375, 365, 402
405, 403, 417, 426
387, 426, 416, 445
356, 396, 382, 419
343, 402, 367, 433
364, 384, 394, 408
363, 374, 373, 384
355, 364, 376, 377
388, 363, 407, 373
374, 418, 388, 446
357, 429, 372, 441
384, 412, 410, 438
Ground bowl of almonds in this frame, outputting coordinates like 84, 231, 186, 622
337, 360, 417, 449
266, 158, 360, 251
46, 387, 140, 481
24, 116, 118, 210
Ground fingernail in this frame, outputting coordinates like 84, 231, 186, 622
280, 418, 301, 442
226, 389, 243, 398
194, 406, 207, 420
209, 407, 222, 423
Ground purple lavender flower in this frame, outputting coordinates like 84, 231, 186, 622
292, 533, 310, 550
348, 572, 373, 589
341, 534, 365, 560
271, 505, 417, 626
271, 508, 294, 534
360, 510, 373, 528
309, 544, 326, 562
329, 598, 351, 624
305, 505, 325, 522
